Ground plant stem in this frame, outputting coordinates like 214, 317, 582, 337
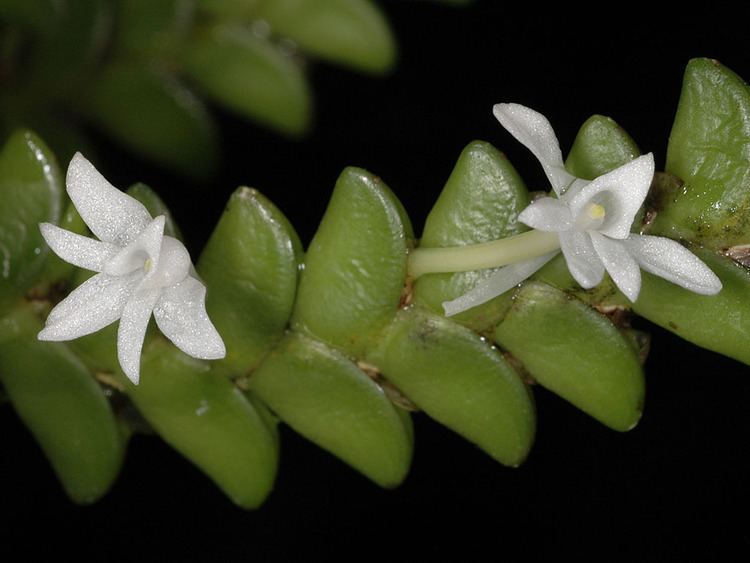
408, 230, 560, 278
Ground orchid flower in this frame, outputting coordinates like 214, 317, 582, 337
409, 104, 723, 316
38, 153, 225, 384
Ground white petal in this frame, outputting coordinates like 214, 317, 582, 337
144, 236, 191, 290
518, 197, 573, 232
66, 153, 152, 246
493, 103, 576, 195
559, 231, 605, 288
589, 232, 641, 302
153, 276, 226, 359
38, 272, 140, 341
622, 235, 723, 295
117, 288, 161, 385
39, 223, 119, 272
104, 216, 165, 277
567, 154, 655, 239
443, 253, 557, 316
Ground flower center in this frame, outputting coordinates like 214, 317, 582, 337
143, 258, 153, 272
586, 203, 606, 219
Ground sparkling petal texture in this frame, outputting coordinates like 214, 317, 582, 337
153, 276, 226, 360
66, 153, 151, 246
39, 272, 140, 340
443, 253, 557, 316
493, 103, 576, 194
104, 216, 165, 277
518, 197, 573, 232
590, 232, 641, 302
622, 235, 723, 295
568, 154, 655, 239
39, 222, 119, 272
38, 154, 226, 383
559, 231, 605, 289
118, 288, 161, 384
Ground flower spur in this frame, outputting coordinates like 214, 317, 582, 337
38, 153, 225, 384
408, 104, 723, 315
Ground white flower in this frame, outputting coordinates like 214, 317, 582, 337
38, 153, 225, 384
443, 104, 722, 316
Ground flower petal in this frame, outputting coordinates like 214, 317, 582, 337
443, 252, 557, 316
104, 216, 165, 277
39, 222, 119, 272
590, 232, 641, 302
567, 154, 655, 239
153, 276, 226, 359
38, 272, 140, 341
493, 103, 576, 195
518, 197, 573, 231
559, 231, 605, 289
66, 153, 152, 246
621, 234, 723, 295
117, 288, 161, 385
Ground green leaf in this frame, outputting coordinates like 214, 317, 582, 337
198, 187, 302, 376
127, 338, 279, 508
0, 130, 63, 301
493, 281, 644, 432
0, 305, 124, 503
250, 331, 413, 488
650, 58, 750, 248
292, 167, 412, 357
565, 115, 640, 181
412, 141, 530, 332
633, 248, 750, 366
113, 0, 195, 60
367, 307, 535, 466
181, 24, 311, 136
256, 0, 396, 74
87, 62, 219, 179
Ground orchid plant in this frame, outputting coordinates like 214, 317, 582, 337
37, 154, 225, 384
407, 104, 723, 314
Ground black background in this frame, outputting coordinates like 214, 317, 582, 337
3, 2, 750, 559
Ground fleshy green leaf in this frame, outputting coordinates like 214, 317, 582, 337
87, 62, 219, 179
0, 130, 63, 304
493, 281, 644, 432
181, 24, 311, 136
198, 187, 302, 375
256, 0, 396, 74
292, 167, 412, 357
250, 331, 413, 488
650, 58, 750, 248
127, 338, 279, 508
0, 305, 124, 503
367, 307, 535, 466
565, 115, 640, 181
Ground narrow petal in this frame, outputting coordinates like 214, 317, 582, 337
590, 232, 641, 302
39, 222, 119, 272
622, 235, 723, 295
38, 272, 140, 341
104, 216, 165, 277
518, 197, 573, 232
559, 231, 605, 289
66, 153, 152, 246
493, 103, 576, 195
443, 252, 557, 316
117, 288, 160, 385
567, 154, 655, 239
153, 276, 226, 360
